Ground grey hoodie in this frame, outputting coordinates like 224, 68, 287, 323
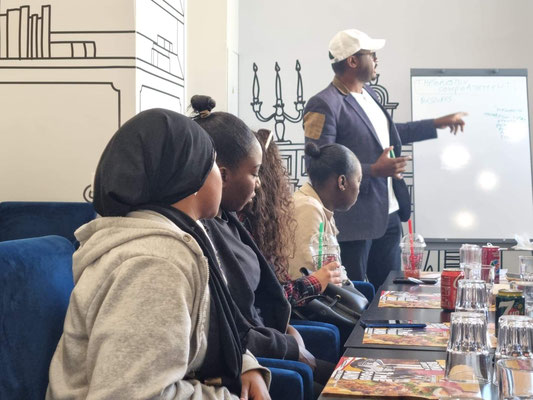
46, 211, 268, 400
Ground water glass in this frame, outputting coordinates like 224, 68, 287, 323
455, 279, 489, 318
445, 311, 492, 384
463, 265, 495, 283
464, 265, 495, 305
520, 256, 533, 282
497, 358, 533, 399
496, 315, 533, 360
460, 244, 482, 269
516, 281, 533, 318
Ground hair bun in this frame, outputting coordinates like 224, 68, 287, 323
305, 142, 321, 158
191, 95, 216, 116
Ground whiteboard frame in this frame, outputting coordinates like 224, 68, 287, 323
410, 68, 533, 247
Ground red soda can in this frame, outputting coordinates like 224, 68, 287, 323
482, 244, 500, 282
441, 268, 463, 310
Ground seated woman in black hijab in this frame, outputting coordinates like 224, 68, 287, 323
46, 109, 270, 400
192, 96, 335, 398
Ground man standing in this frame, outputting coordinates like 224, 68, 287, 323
303, 29, 466, 289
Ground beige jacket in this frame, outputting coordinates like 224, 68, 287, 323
288, 183, 339, 279
46, 210, 269, 400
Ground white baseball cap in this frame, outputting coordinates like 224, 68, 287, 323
328, 29, 386, 63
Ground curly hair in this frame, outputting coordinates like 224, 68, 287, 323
239, 129, 297, 283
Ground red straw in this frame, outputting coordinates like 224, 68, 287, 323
408, 219, 415, 270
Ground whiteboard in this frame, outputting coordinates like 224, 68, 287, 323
411, 69, 533, 241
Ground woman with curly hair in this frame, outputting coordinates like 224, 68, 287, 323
238, 129, 342, 308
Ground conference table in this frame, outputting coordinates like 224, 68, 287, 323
318, 271, 499, 399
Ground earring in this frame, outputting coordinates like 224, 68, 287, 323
340, 187, 346, 191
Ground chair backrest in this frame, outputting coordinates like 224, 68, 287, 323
0, 235, 74, 400
0, 201, 96, 243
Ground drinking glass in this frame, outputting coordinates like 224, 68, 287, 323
455, 279, 489, 319
497, 358, 533, 399
463, 265, 495, 306
496, 315, 533, 360
520, 256, 533, 282
516, 281, 533, 318
445, 311, 492, 384
460, 244, 481, 270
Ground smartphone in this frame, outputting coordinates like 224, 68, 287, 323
393, 277, 438, 285
360, 320, 427, 329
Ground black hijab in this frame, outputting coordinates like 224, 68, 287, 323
92, 108, 244, 394
93, 108, 215, 216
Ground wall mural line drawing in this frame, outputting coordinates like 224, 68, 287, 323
0, 0, 185, 204
250, 60, 305, 143
250, 60, 402, 190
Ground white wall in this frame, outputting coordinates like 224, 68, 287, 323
186, 0, 239, 113
238, 0, 533, 136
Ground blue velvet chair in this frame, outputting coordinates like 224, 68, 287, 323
353, 280, 376, 302
258, 358, 312, 400
0, 201, 96, 244
0, 235, 305, 400
0, 235, 74, 400
292, 320, 340, 363
258, 322, 340, 399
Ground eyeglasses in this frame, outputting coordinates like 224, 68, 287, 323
355, 51, 377, 61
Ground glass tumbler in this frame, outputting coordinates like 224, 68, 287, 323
520, 256, 533, 282
497, 358, 533, 400
445, 311, 492, 384
516, 281, 533, 318
455, 279, 489, 319
496, 315, 533, 360
460, 244, 482, 270
464, 265, 495, 306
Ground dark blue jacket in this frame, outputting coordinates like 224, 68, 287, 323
303, 77, 437, 241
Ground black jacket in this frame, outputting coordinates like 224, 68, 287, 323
203, 211, 299, 360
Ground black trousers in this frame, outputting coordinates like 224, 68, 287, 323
339, 212, 402, 290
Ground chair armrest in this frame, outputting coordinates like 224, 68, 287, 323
257, 357, 312, 400
292, 324, 340, 364
266, 367, 303, 400
352, 280, 375, 302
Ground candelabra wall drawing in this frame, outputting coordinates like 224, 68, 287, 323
249, 61, 404, 190
250, 60, 305, 143
249, 60, 308, 189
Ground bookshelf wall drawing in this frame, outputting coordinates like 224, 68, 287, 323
0, 0, 185, 203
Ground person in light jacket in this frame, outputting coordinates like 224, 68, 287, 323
46, 109, 270, 400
